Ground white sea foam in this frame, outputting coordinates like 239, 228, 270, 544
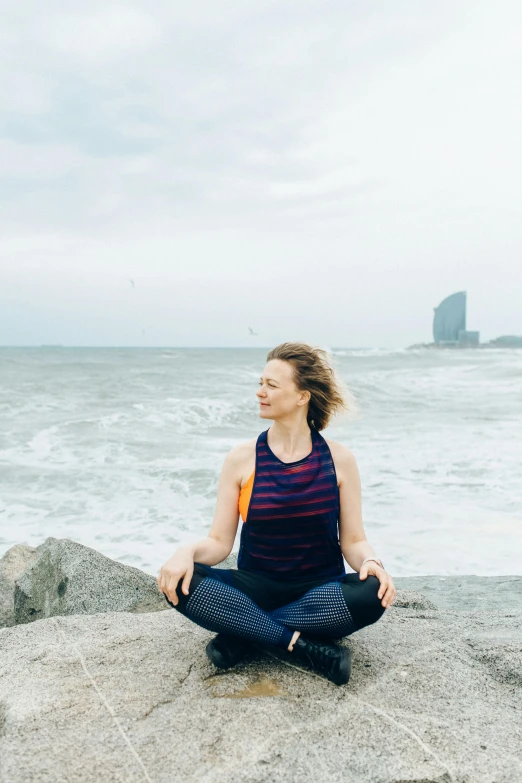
0, 346, 521, 576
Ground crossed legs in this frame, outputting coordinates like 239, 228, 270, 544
164, 565, 385, 651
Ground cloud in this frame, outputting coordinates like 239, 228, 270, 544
1, 0, 521, 345
0, 139, 87, 178
41, 8, 162, 64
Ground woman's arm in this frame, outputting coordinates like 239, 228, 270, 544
332, 443, 377, 570
330, 441, 396, 608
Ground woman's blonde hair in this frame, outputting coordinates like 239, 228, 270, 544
265, 342, 359, 431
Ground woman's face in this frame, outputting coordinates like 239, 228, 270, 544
256, 359, 309, 420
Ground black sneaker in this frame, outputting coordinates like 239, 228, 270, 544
205, 633, 253, 669
292, 636, 352, 685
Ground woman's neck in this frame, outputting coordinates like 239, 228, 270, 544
267, 422, 313, 462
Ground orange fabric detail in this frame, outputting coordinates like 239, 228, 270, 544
238, 470, 255, 522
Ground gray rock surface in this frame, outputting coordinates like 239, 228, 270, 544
2, 540, 521, 780
393, 575, 522, 612
0, 544, 38, 628
6, 537, 169, 626
1, 596, 521, 783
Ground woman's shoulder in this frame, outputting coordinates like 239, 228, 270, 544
224, 436, 258, 487
226, 436, 258, 462
223, 435, 259, 471
323, 437, 358, 474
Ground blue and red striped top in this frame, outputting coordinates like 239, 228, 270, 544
237, 427, 346, 579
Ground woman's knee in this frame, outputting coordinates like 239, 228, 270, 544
164, 565, 208, 613
341, 574, 386, 630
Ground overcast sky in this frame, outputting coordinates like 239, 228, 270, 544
1, 0, 521, 347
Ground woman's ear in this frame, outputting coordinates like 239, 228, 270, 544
298, 389, 311, 406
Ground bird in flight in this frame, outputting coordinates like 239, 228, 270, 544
248, 326, 258, 335
129, 279, 135, 289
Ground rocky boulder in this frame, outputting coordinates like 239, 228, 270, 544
0, 537, 170, 627
0, 593, 520, 782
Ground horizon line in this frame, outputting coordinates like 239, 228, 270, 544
0, 344, 390, 350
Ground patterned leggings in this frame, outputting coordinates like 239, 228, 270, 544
164, 562, 385, 650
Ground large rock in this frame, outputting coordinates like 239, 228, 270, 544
0, 597, 520, 782
7, 537, 169, 626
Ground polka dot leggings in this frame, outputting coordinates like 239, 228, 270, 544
163, 563, 385, 650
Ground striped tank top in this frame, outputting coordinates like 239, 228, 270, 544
237, 427, 346, 579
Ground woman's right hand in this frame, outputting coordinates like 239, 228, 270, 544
157, 547, 194, 606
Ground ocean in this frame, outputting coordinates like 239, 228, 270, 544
1, 347, 521, 578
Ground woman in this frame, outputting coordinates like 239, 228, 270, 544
158, 342, 395, 686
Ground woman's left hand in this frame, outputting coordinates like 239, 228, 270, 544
359, 562, 396, 609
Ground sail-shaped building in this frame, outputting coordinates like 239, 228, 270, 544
408, 290, 520, 349
433, 291, 467, 343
